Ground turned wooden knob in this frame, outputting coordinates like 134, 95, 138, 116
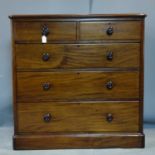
106, 113, 113, 122
42, 25, 49, 36
42, 53, 50, 61
43, 113, 52, 122
106, 51, 113, 61
106, 81, 113, 89
106, 27, 113, 35
42, 83, 51, 91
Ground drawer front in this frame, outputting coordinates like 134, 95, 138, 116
17, 71, 139, 102
17, 102, 139, 133
14, 21, 76, 42
80, 21, 142, 40
16, 43, 140, 69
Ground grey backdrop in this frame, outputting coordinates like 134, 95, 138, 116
0, 0, 154, 126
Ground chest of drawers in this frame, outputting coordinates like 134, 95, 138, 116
10, 14, 146, 149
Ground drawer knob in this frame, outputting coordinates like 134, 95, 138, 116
42, 53, 50, 61
42, 25, 49, 36
42, 83, 51, 90
43, 113, 52, 122
106, 113, 113, 122
106, 81, 113, 89
106, 51, 113, 61
106, 27, 113, 35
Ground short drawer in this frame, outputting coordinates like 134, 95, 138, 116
15, 43, 140, 69
17, 71, 139, 102
14, 21, 76, 42
17, 101, 139, 133
80, 21, 142, 40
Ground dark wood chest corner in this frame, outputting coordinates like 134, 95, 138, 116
10, 14, 146, 149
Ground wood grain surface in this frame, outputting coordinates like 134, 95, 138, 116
17, 101, 139, 133
14, 21, 76, 41
17, 71, 139, 102
80, 21, 142, 40
15, 43, 140, 69
11, 14, 145, 149
13, 133, 144, 149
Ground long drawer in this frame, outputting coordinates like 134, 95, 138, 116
15, 43, 140, 69
80, 21, 142, 40
14, 21, 76, 42
17, 71, 139, 102
17, 101, 139, 133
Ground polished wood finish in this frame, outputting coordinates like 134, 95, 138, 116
17, 102, 139, 133
15, 43, 140, 69
80, 21, 142, 40
17, 71, 139, 102
9, 14, 146, 19
10, 14, 146, 149
14, 22, 76, 42
13, 133, 144, 149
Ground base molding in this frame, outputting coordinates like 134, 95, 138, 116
13, 132, 144, 150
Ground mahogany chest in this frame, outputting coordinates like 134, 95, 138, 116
10, 14, 146, 149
